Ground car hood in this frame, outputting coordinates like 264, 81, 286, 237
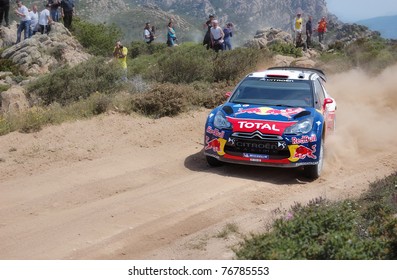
221, 103, 316, 135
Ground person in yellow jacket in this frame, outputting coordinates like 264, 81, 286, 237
113, 41, 128, 81
293, 12, 303, 44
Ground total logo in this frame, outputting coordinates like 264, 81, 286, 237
237, 121, 280, 132
227, 117, 296, 135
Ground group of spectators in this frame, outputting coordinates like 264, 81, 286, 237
293, 12, 328, 49
0, 0, 75, 44
202, 14, 234, 52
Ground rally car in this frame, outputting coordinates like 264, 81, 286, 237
204, 67, 336, 179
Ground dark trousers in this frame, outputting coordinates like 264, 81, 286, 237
63, 11, 73, 29
39, 24, 51, 35
0, 5, 10, 26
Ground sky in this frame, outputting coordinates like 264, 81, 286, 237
326, 0, 397, 21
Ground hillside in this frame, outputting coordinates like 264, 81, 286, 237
357, 15, 397, 39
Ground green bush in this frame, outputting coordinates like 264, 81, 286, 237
27, 57, 123, 105
155, 44, 214, 84
236, 173, 397, 260
129, 41, 168, 59
269, 42, 303, 57
0, 58, 21, 75
213, 48, 271, 81
72, 18, 124, 57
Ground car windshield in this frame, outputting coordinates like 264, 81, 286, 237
230, 77, 314, 107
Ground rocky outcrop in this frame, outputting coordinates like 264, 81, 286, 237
245, 28, 293, 49
0, 86, 29, 114
1, 23, 90, 76
0, 22, 18, 48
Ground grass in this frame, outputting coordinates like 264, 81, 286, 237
235, 172, 397, 260
216, 223, 240, 239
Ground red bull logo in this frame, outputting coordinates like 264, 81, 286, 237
205, 137, 226, 156
288, 144, 317, 162
236, 107, 304, 118
291, 135, 317, 145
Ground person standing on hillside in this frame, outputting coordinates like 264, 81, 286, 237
48, 0, 60, 22
306, 16, 313, 48
203, 14, 214, 50
38, 3, 52, 34
15, 0, 31, 44
223, 22, 233, 50
317, 17, 327, 43
113, 41, 128, 81
60, 0, 74, 30
144, 22, 155, 44
29, 4, 39, 37
293, 12, 303, 44
167, 21, 177, 47
0, 0, 10, 28
210, 20, 224, 52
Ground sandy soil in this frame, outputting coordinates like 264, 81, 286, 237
0, 66, 396, 260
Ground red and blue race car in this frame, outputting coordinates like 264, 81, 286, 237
204, 67, 336, 179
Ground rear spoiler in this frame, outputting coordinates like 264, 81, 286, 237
267, 66, 327, 82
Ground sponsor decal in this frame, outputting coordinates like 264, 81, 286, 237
206, 126, 225, 138
291, 135, 317, 145
205, 136, 226, 156
288, 145, 317, 162
227, 117, 295, 135
233, 104, 242, 108
316, 121, 322, 127
243, 153, 269, 159
235, 107, 304, 118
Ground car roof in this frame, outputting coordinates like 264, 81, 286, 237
248, 67, 326, 82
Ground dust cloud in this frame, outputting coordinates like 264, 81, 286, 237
326, 64, 397, 167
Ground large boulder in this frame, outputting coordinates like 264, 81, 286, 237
1, 22, 91, 76
0, 85, 29, 114
0, 22, 18, 48
245, 28, 293, 49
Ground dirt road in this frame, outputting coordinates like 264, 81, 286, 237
0, 67, 396, 259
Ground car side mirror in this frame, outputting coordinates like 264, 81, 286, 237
323, 97, 333, 109
225, 92, 232, 98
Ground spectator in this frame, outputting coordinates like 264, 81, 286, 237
48, 0, 60, 22
0, 0, 10, 28
317, 17, 327, 43
167, 21, 177, 47
113, 41, 128, 81
223, 22, 233, 50
29, 5, 39, 37
60, 0, 74, 30
143, 22, 155, 44
38, 3, 52, 35
293, 12, 303, 44
203, 14, 214, 50
306, 16, 313, 48
210, 19, 224, 52
15, 0, 31, 44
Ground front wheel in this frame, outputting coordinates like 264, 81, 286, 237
206, 156, 223, 167
303, 140, 324, 179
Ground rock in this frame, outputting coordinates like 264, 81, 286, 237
0, 72, 13, 79
1, 23, 91, 76
0, 86, 29, 114
273, 55, 295, 67
0, 22, 18, 47
293, 58, 316, 68
245, 27, 293, 49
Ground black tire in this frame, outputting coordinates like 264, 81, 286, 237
303, 140, 324, 179
206, 155, 223, 167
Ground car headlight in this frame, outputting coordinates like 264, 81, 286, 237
284, 118, 313, 134
214, 111, 232, 130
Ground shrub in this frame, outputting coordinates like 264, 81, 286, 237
129, 41, 168, 59
72, 18, 124, 57
27, 57, 123, 105
236, 173, 397, 260
213, 48, 271, 81
155, 44, 214, 84
0, 58, 21, 75
269, 42, 303, 57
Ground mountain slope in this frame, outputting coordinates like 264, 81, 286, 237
357, 15, 397, 39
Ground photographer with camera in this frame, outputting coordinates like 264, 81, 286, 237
113, 41, 128, 81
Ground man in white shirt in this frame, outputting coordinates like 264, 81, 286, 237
38, 4, 52, 34
210, 20, 224, 52
15, 0, 31, 43
29, 5, 38, 37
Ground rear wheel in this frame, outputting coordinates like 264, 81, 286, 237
206, 156, 223, 167
303, 140, 324, 179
